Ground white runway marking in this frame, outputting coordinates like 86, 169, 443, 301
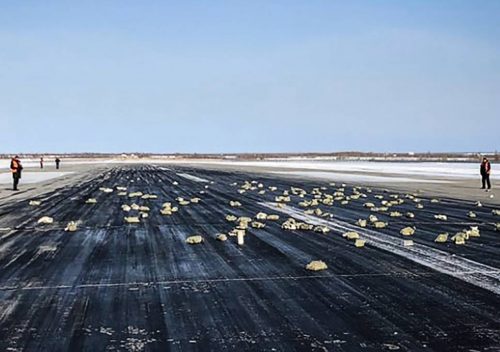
261, 202, 500, 295
176, 173, 209, 183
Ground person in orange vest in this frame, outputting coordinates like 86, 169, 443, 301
10, 155, 23, 191
480, 157, 491, 191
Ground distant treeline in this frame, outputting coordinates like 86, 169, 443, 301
0, 151, 498, 162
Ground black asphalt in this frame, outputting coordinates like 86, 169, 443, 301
0, 165, 499, 351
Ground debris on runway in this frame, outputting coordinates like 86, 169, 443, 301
0, 165, 499, 351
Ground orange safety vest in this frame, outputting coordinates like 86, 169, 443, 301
11, 159, 20, 173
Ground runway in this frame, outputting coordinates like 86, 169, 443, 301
0, 165, 499, 351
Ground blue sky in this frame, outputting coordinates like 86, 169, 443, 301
0, 1, 499, 153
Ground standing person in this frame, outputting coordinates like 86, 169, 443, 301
55, 157, 61, 169
40, 157, 44, 169
10, 155, 23, 191
480, 157, 491, 191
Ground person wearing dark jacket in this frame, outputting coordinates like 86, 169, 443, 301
480, 157, 491, 191
55, 157, 61, 169
10, 156, 23, 191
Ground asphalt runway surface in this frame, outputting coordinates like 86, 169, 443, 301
0, 165, 499, 351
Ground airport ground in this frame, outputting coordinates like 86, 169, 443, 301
0, 162, 499, 351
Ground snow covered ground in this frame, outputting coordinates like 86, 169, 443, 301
197, 160, 497, 180
268, 171, 451, 183
0, 158, 496, 182
0, 172, 73, 184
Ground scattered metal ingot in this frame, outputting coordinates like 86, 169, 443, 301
190, 197, 201, 203
124, 216, 140, 224
85, 198, 97, 204
131, 203, 140, 210
65, 221, 78, 232
356, 219, 367, 228
266, 215, 280, 221
434, 233, 448, 243
226, 214, 237, 222
430, 199, 439, 203
255, 212, 268, 220
141, 194, 158, 200
121, 204, 131, 212
468, 211, 476, 218
406, 212, 415, 219
186, 235, 203, 244
238, 216, 252, 223
451, 232, 466, 245
216, 234, 228, 241
492, 209, 500, 216
400, 227, 416, 236
117, 192, 127, 196
342, 231, 359, 240
314, 226, 330, 234
373, 221, 387, 229
116, 186, 127, 191
475, 201, 482, 207
466, 226, 480, 238
230, 201, 242, 207
390, 211, 402, 217
306, 260, 327, 271
369, 215, 378, 223
282, 218, 297, 230
354, 239, 366, 248
364, 202, 375, 208
160, 208, 172, 215
251, 221, 266, 229
297, 223, 314, 230
38, 216, 54, 224
416, 204, 424, 209
99, 187, 113, 193
128, 192, 143, 198
29, 200, 41, 206
139, 206, 150, 212
434, 214, 447, 221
